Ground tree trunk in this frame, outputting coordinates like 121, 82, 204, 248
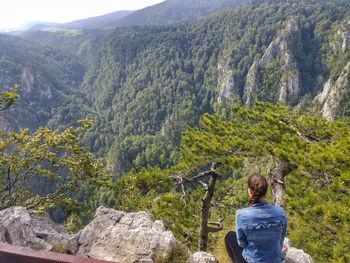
268, 160, 292, 207
198, 171, 217, 251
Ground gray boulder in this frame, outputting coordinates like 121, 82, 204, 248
0, 206, 177, 263
76, 207, 126, 256
283, 238, 313, 263
0, 206, 76, 252
187, 252, 218, 263
77, 207, 177, 263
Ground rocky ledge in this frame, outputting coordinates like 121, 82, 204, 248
0, 206, 313, 263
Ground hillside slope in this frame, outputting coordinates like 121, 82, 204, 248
0, 34, 86, 130
78, 0, 350, 173
2, 0, 350, 173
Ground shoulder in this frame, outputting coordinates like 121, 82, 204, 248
268, 204, 287, 220
236, 207, 254, 219
271, 204, 286, 214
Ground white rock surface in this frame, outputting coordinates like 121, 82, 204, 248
244, 18, 300, 106
77, 207, 177, 263
0, 206, 177, 262
217, 61, 236, 104
315, 62, 350, 120
0, 206, 74, 252
283, 238, 313, 263
187, 252, 218, 263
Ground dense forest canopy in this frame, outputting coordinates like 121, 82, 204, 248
77, 0, 349, 175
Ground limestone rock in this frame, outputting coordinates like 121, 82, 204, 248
0, 206, 177, 263
244, 18, 300, 106
77, 207, 177, 263
315, 62, 350, 120
187, 252, 218, 263
0, 206, 74, 252
283, 238, 313, 263
331, 20, 350, 52
21, 68, 53, 99
217, 61, 236, 104
76, 207, 126, 256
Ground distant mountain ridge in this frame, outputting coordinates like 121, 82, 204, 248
25, 10, 134, 31
22, 0, 247, 31
115, 0, 247, 26
61, 10, 134, 29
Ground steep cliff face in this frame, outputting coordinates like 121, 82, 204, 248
217, 60, 236, 104
331, 20, 350, 52
0, 34, 86, 131
1, 68, 59, 131
21, 69, 53, 99
3, 67, 72, 131
315, 62, 350, 120
244, 19, 301, 106
315, 20, 350, 120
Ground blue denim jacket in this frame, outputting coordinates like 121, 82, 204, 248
235, 202, 287, 263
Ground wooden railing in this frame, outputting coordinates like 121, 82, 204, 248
0, 243, 114, 263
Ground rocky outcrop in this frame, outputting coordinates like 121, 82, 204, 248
217, 60, 236, 104
283, 238, 313, 263
77, 207, 177, 263
315, 62, 350, 120
0, 206, 75, 253
187, 251, 218, 263
331, 20, 350, 52
244, 19, 300, 106
0, 206, 314, 263
315, 19, 350, 120
0, 206, 177, 263
21, 68, 53, 99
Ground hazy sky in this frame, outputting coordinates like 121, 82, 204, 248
0, 0, 164, 30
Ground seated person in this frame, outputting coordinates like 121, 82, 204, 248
225, 173, 287, 263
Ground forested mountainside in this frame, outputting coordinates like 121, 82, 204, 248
1, 0, 350, 262
72, 0, 350, 174
18, 29, 105, 65
4, 0, 350, 175
0, 34, 85, 130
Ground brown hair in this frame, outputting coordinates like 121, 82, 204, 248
248, 173, 268, 205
